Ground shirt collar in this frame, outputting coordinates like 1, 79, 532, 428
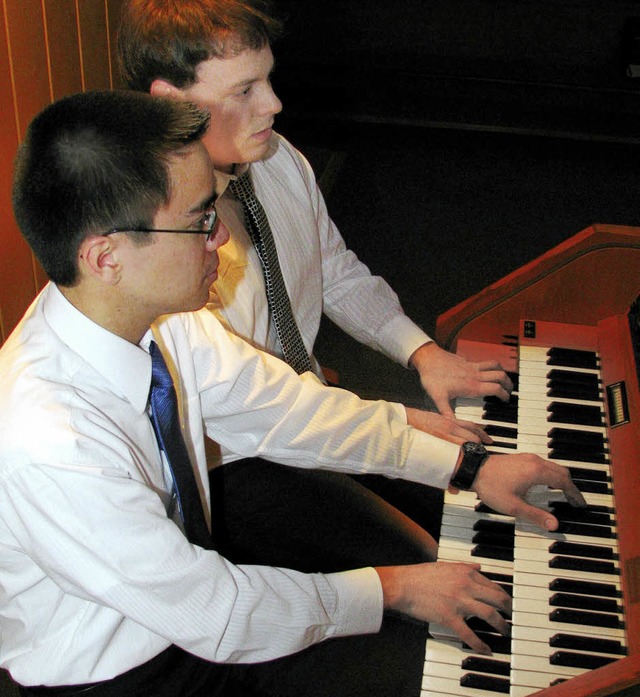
43, 284, 152, 414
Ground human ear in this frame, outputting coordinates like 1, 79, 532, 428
150, 78, 182, 99
78, 235, 122, 284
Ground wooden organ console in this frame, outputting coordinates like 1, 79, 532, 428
422, 224, 640, 697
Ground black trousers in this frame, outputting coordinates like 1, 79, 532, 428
209, 458, 444, 572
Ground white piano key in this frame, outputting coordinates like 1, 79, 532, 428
425, 638, 510, 667
511, 652, 590, 678
508, 610, 624, 638
515, 526, 617, 546
514, 535, 618, 552
513, 547, 620, 571
437, 546, 514, 570
513, 561, 619, 585
514, 583, 622, 606
510, 623, 626, 646
511, 570, 621, 592
421, 674, 508, 697
511, 667, 572, 690
512, 637, 624, 663
512, 596, 624, 626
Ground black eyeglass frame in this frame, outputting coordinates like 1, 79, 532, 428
102, 203, 218, 242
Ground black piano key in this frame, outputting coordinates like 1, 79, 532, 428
549, 608, 623, 629
484, 425, 518, 439
550, 633, 627, 655
473, 520, 515, 535
550, 592, 621, 614
464, 632, 512, 655
549, 501, 613, 525
547, 402, 604, 426
483, 408, 518, 424
548, 427, 607, 446
547, 380, 602, 402
549, 556, 618, 575
549, 578, 621, 598
461, 656, 511, 677
472, 531, 514, 548
551, 449, 608, 465
482, 571, 514, 584
485, 394, 518, 405
472, 544, 514, 562
546, 348, 599, 369
555, 521, 615, 538
550, 651, 619, 670
565, 466, 609, 483
466, 617, 511, 634
547, 384, 602, 401
481, 572, 514, 596
475, 502, 502, 515
490, 440, 518, 449
571, 479, 612, 495
547, 369, 600, 388
549, 540, 616, 560
460, 673, 510, 694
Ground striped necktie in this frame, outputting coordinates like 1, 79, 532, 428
149, 341, 212, 549
229, 171, 313, 375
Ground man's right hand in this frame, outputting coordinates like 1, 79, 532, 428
374, 561, 512, 655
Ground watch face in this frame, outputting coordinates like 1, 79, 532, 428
465, 442, 487, 455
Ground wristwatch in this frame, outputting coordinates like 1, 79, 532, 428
450, 441, 489, 490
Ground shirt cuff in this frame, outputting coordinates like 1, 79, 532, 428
402, 429, 461, 490
324, 567, 383, 638
376, 315, 433, 368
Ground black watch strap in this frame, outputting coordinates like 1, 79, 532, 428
450, 442, 489, 490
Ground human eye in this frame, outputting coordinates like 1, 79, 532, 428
200, 203, 217, 233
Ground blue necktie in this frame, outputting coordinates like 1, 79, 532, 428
149, 341, 212, 549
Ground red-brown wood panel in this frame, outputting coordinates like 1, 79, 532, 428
44, 0, 83, 99
1, 0, 121, 345
107, 0, 124, 89
6, 0, 51, 138
0, 2, 42, 343
78, 0, 112, 90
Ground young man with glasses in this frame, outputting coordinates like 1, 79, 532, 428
0, 90, 584, 696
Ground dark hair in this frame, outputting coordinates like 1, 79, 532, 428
118, 0, 284, 92
12, 90, 209, 286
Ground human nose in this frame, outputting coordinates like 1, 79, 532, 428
263, 81, 283, 117
206, 220, 229, 251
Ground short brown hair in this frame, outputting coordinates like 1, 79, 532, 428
118, 0, 284, 92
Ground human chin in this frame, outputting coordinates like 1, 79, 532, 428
238, 139, 271, 164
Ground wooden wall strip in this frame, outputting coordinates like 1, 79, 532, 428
44, 0, 83, 99
77, 0, 112, 90
0, 1, 42, 342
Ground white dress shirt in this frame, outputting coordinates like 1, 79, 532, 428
0, 284, 459, 686
209, 132, 432, 377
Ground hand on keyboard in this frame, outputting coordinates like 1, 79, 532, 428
470, 453, 588, 530
409, 342, 514, 417
406, 407, 493, 444
375, 561, 512, 655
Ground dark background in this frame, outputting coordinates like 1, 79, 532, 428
272, 0, 640, 409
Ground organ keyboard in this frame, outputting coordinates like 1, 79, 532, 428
423, 224, 640, 697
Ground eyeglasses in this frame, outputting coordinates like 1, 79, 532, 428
103, 203, 219, 242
